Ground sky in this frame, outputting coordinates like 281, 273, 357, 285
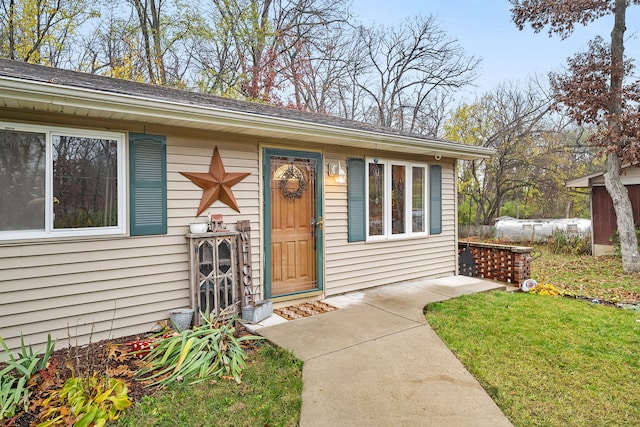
350, 0, 640, 103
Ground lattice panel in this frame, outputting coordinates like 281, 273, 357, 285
458, 243, 532, 285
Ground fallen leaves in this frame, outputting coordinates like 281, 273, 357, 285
106, 343, 129, 362
532, 249, 640, 304
107, 364, 135, 378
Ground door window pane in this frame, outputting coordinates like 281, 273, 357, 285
52, 135, 119, 228
368, 163, 384, 236
412, 166, 425, 232
0, 130, 46, 231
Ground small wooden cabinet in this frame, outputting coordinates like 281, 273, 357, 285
187, 232, 239, 323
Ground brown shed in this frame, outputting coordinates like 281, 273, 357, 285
567, 166, 640, 256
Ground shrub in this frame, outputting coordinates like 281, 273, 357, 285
547, 229, 592, 255
610, 225, 640, 257
38, 375, 132, 427
135, 315, 263, 386
0, 334, 55, 419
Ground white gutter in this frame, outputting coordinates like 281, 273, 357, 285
0, 76, 494, 160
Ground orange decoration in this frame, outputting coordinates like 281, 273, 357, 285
180, 147, 250, 215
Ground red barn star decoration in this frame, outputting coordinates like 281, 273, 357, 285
180, 147, 250, 215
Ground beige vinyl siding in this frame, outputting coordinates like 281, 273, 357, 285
0, 120, 261, 355
1, 110, 462, 356
167, 133, 261, 289
323, 152, 456, 296
0, 235, 189, 352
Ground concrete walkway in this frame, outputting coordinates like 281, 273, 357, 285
249, 276, 514, 427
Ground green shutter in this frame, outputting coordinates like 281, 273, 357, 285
347, 158, 366, 242
129, 133, 167, 236
429, 165, 442, 234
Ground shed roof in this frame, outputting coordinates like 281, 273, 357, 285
0, 59, 493, 160
567, 165, 640, 188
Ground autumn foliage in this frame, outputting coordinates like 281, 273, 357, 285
510, 0, 640, 272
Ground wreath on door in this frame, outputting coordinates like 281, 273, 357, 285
279, 165, 307, 199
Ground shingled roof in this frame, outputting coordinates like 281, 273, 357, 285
0, 59, 493, 159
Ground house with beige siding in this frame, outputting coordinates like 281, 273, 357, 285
0, 59, 492, 354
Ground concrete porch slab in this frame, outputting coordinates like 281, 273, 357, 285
350, 276, 505, 324
258, 303, 419, 361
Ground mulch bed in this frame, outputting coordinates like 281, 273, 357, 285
1, 322, 255, 427
273, 301, 338, 320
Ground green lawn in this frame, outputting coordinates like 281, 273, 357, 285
116, 344, 302, 427
425, 291, 640, 426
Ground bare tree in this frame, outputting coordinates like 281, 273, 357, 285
74, 0, 200, 86
195, 0, 350, 104
125, 0, 201, 86
275, 1, 354, 111
445, 83, 558, 224
129, 0, 165, 83
75, 8, 144, 77
352, 15, 479, 133
511, 0, 640, 272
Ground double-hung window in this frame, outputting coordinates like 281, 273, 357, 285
0, 122, 126, 240
365, 158, 429, 240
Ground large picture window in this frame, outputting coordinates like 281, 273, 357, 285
0, 123, 126, 239
365, 158, 429, 240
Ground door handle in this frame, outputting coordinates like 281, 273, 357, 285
311, 217, 324, 231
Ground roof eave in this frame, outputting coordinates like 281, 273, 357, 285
0, 77, 494, 160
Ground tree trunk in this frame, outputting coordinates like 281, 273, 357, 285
605, 0, 640, 272
8, 0, 15, 60
149, 0, 166, 85
604, 154, 640, 271
131, 0, 156, 83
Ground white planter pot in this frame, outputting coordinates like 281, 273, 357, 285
189, 223, 208, 234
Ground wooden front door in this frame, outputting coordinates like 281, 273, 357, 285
264, 149, 322, 297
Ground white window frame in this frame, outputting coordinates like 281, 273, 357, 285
365, 157, 429, 241
410, 164, 429, 236
0, 122, 127, 240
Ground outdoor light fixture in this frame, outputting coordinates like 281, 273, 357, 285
328, 161, 347, 184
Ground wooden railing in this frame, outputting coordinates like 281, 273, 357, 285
458, 241, 533, 285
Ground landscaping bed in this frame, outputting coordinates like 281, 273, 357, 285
1, 319, 302, 427
2, 334, 160, 426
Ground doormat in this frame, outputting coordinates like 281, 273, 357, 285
274, 301, 338, 320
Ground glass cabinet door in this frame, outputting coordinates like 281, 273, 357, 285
192, 234, 237, 319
